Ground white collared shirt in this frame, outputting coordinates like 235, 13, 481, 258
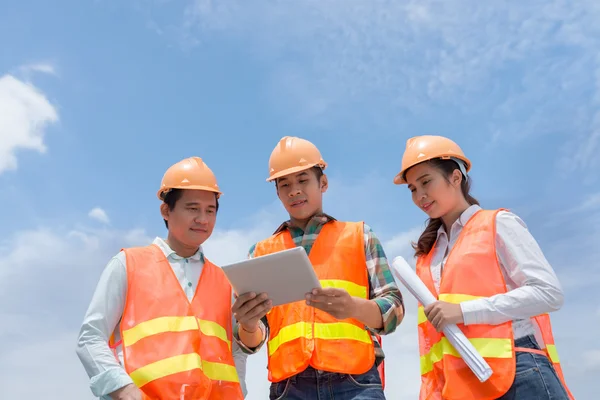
75, 237, 247, 399
429, 205, 564, 339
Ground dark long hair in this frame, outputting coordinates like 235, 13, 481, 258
412, 158, 479, 258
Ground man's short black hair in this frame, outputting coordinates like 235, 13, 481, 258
162, 189, 219, 229
275, 166, 324, 188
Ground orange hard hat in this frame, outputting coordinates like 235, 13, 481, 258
157, 157, 222, 200
266, 136, 327, 182
393, 135, 471, 184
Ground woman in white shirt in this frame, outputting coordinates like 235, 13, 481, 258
394, 135, 574, 400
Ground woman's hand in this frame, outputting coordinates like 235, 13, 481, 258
424, 301, 464, 331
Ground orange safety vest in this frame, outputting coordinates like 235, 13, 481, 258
114, 244, 243, 400
415, 209, 574, 400
254, 221, 375, 382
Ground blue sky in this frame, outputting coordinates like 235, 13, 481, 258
1, 1, 599, 398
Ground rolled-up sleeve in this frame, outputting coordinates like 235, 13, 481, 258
75, 254, 133, 398
364, 224, 405, 335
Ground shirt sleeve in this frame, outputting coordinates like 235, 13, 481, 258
363, 223, 405, 335
230, 294, 248, 397
460, 211, 565, 326
75, 253, 134, 398
230, 243, 269, 354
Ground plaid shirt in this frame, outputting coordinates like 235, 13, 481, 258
232, 214, 405, 364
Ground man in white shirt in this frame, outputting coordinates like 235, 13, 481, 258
76, 157, 252, 400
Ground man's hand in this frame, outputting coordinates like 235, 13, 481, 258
109, 384, 142, 400
424, 301, 464, 331
232, 292, 272, 332
305, 288, 357, 320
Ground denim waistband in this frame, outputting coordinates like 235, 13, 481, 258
290, 364, 376, 382
514, 334, 542, 351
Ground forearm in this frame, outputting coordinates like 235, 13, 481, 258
373, 294, 405, 334
362, 223, 405, 334
232, 318, 268, 354
239, 324, 264, 348
460, 285, 564, 326
352, 298, 383, 329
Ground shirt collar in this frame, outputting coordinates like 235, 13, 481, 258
273, 212, 337, 235
436, 204, 482, 237
152, 237, 203, 261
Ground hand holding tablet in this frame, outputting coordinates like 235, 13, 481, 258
231, 291, 272, 333
224, 247, 370, 333
304, 287, 358, 320
221, 247, 322, 307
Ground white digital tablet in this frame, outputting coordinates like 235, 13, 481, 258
220, 246, 322, 306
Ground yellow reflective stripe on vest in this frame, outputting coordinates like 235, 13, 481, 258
130, 353, 203, 387
418, 294, 483, 326
420, 337, 512, 375
198, 319, 231, 350
315, 321, 372, 343
268, 322, 312, 356
268, 321, 371, 356
320, 279, 368, 299
203, 360, 240, 382
129, 353, 239, 386
123, 316, 231, 349
546, 344, 560, 363
123, 316, 197, 346
418, 306, 427, 325
439, 293, 483, 303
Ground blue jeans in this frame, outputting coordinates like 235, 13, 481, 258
269, 363, 386, 400
496, 335, 570, 400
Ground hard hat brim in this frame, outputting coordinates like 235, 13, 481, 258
266, 163, 326, 182
393, 172, 407, 185
393, 155, 471, 185
157, 185, 222, 200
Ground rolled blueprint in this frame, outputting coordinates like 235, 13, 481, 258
391, 256, 493, 382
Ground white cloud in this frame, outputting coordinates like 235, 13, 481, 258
20, 62, 57, 76
0, 225, 151, 289
142, 1, 600, 178
383, 226, 423, 262
0, 333, 96, 399
0, 72, 58, 174
88, 207, 110, 224
570, 192, 600, 213
546, 192, 600, 221
0, 221, 152, 399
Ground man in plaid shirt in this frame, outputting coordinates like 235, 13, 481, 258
232, 136, 404, 399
